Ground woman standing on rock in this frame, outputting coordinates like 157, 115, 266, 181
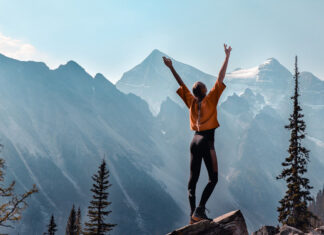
162, 44, 231, 224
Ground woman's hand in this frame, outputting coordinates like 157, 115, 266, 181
224, 44, 232, 58
218, 44, 232, 82
162, 56, 173, 69
163, 56, 185, 86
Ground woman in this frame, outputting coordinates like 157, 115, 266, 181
162, 44, 232, 224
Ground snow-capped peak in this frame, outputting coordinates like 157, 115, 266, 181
226, 58, 284, 81
258, 57, 282, 70
226, 66, 259, 80
262, 57, 279, 65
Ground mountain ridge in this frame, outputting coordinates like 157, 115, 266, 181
0, 50, 324, 234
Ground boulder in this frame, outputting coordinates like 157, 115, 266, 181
166, 210, 248, 235
307, 225, 324, 235
252, 224, 324, 235
278, 225, 304, 235
252, 225, 279, 235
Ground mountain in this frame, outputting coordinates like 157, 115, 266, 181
1, 49, 324, 234
116, 49, 216, 115
0, 53, 183, 234
116, 49, 324, 232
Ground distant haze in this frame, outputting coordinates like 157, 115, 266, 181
1, 49, 324, 233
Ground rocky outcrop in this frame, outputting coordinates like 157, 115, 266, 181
310, 226, 324, 235
252, 225, 280, 235
166, 210, 248, 235
252, 224, 324, 235
166, 209, 324, 235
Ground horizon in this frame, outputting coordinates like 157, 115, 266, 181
0, 0, 323, 84
0, 49, 322, 85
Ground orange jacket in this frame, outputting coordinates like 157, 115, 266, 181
176, 79, 226, 131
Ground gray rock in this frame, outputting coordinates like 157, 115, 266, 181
277, 225, 304, 235
252, 225, 279, 235
166, 210, 248, 235
307, 225, 324, 235
253, 224, 324, 235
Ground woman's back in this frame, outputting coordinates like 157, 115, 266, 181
176, 80, 226, 131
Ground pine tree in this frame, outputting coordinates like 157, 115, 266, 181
45, 214, 57, 235
76, 207, 82, 235
66, 204, 78, 235
83, 159, 117, 235
276, 56, 317, 231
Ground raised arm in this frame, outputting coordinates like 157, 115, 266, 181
162, 56, 185, 86
217, 44, 232, 83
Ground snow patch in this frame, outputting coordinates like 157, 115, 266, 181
118, 81, 151, 88
226, 66, 258, 80
226, 167, 239, 182
13, 145, 57, 208
307, 135, 324, 148
61, 169, 83, 194
262, 58, 274, 65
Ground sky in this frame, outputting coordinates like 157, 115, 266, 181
0, 0, 323, 84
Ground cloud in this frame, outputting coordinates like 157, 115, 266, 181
0, 32, 58, 68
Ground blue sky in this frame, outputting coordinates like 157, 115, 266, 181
0, 0, 323, 83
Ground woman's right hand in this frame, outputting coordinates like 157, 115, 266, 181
162, 56, 173, 69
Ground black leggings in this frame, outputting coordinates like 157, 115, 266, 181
188, 128, 218, 215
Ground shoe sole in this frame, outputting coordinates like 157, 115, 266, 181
189, 215, 196, 225
191, 215, 204, 222
191, 215, 212, 222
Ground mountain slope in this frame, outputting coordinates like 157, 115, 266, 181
1, 50, 324, 234
0, 53, 183, 234
115, 50, 324, 232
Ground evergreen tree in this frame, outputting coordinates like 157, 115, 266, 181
0, 143, 38, 228
84, 159, 117, 235
66, 204, 78, 235
45, 214, 57, 235
276, 56, 317, 231
76, 207, 82, 235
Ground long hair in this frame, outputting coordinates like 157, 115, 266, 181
192, 81, 205, 98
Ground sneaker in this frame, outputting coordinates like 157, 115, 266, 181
191, 205, 212, 222
189, 215, 196, 225
189, 209, 196, 225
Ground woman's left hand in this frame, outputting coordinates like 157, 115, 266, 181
224, 44, 232, 57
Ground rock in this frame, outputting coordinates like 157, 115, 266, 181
307, 225, 324, 235
253, 224, 324, 235
252, 225, 279, 235
278, 225, 304, 235
166, 210, 248, 235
